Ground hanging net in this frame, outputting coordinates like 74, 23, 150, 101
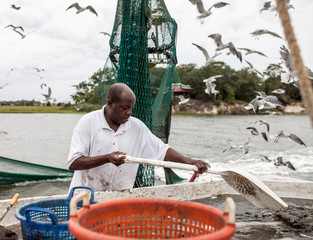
99, 0, 180, 187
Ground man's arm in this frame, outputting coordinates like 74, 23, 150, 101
164, 148, 209, 174
69, 152, 126, 171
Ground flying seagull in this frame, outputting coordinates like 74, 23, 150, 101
189, 1, 229, 21
74, 106, 82, 111
245, 91, 282, 114
278, 45, 312, 85
34, 67, 45, 72
245, 60, 264, 77
5, 25, 34, 39
7, 68, 19, 75
260, 155, 296, 171
66, 3, 98, 16
237, 48, 267, 57
99, 32, 110, 37
208, 33, 242, 62
11, 4, 21, 10
246, 127, 268, 142
192, 43, 221, 66
203, 75, 222, 96
42, 87, 55, 102
274, 130, 307, 147
239, 138, 251, 154
251, 120, 270, 132
274, 157, 296, 171
251, 29, 282, 39
176, 95, 190, 105
222, 139, 237, 153
259, 1, 272, 13
255, 91, 283, 109
263, 0, 295, 15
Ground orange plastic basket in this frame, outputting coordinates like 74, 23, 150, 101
69, 192, 236, 240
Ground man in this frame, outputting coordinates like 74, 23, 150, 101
67, 83, 209, 191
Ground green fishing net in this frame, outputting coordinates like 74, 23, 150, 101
99, 0, 181, 187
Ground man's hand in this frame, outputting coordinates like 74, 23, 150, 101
193, 160, 210, 176
109, 151, 126, 166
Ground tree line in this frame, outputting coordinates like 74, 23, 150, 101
70, 61, 302, 110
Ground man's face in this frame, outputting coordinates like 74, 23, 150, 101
108, 94, 135, 125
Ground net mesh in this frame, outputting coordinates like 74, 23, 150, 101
99, 0, 179, 187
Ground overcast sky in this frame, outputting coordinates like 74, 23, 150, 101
0, 0, 312, 103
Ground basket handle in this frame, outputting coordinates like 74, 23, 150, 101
224, 197, 236, 224
70, 191, 90, 216
67, 186, 95, 203
25, 207, 58, 225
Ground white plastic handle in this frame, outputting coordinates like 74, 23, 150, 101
70, 191, 90, 216
124, 155, 198, 171
224, 197, 236, 224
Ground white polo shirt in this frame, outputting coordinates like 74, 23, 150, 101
67, 106, 169, 192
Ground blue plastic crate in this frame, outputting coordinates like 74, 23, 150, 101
15, 186, 96, 240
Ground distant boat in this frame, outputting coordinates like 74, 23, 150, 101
0, 156, 73, 185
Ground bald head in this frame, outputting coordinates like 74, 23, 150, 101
107, 83, 136, 103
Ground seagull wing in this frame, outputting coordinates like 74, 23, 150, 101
246, 127, 259, 135
259, 1, 272, 13
264, 95, 282, 106
259, 120, 270, 132
47, 87, 52, 98
86, 6, 98, 16
274, 130, 285, 143
260, 155, 272, 162
208, 2, 229, 11
285, 161, 296, 171
250, 29, 263, 37
238, 48, 251, 54
260, 132, 268, 142
5, 24, 15, 29
0, 83, 9, 89
253, 50, 267, 57
289, 134, 307, 147
280, 45, 294, 72
247, 98, 259, 113
266, 30, 283, 39
99, 32, 110, 36
208, 33, 223, 47
189, 0, 206, 14
242, 138, 251, 154
228, 42, 242, 62
192, 43, 210, 62
13, 29, 26, 39
66, 3, 81, 11
245, 60, 253, 69
40, 83, 47, 89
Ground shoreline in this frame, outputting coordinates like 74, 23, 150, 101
172, 99, 306, 115
0, 101, 306, 115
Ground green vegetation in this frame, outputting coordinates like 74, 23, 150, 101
1, 61, 307, 114
70, 61, 303, 109
0, 106, 84, 113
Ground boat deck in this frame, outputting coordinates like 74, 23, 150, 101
1, 177, 313, 239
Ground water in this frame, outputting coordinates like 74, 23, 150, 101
0, 113, 312, 200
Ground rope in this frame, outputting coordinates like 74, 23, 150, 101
276, 0, 313, 128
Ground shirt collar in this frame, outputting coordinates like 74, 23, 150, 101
100, 105, 128, 133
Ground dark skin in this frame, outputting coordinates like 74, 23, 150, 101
69, 83, 210, 176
